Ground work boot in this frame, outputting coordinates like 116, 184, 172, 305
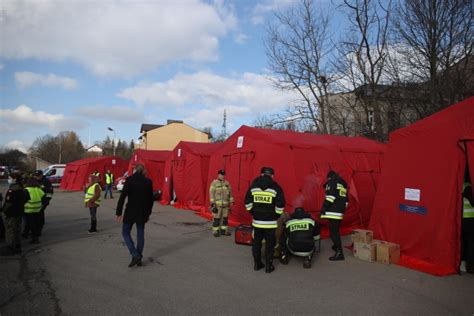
254, 255, 264, 271
88, 220, 97, 234
213, 230, 220, 237
329, 250, 345, 261
265, 259, 275, 273
220, 229, 231, 236
303, 256, 312, 269
279, 253, 289, 265
331, 245, 337, 251
128, 256, 141, 268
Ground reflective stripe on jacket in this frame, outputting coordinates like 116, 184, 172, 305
209, 179, 234, 207
24, 187, 45, 214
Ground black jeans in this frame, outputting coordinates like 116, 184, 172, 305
252, 227, 276, 262
328, 219, 342, 251
462, 218, 474, 270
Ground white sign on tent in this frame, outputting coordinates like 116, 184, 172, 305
404, 188, 420, 202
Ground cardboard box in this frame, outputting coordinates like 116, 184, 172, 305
351, 229, 373, 244
353, 242, 376, 262
376, 241, 400, 264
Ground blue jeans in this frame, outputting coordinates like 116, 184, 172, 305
104, 184, 113, 198
122, 222, 145, 258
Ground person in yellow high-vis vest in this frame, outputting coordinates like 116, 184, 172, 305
104, 170, 114, 199
461, 181, 474, 273
84, 175, 102, 234
24, 177, 46, 244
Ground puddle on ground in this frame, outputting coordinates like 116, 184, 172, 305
176, 222, 207, 227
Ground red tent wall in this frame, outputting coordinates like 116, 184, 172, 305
161, 142, 222, 210
206, 126, 386, 231
369, 97, 474, 276
60, 156, 128, 191
128, 149, 170, 191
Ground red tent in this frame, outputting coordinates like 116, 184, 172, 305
162, 141, 223, 210
206, 125, 386, 232
369, 97, 474, 276
60, 156, 128, 191
128, 149, 171, 192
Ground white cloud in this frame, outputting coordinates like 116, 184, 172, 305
76, 105, 143, 122
0, 64, 4, 71
1, 0, 237, 77
5, 140, 28, 153
235, 33, 249, 44
252, 0, 295, 24
15, 72, 78, 90
0, 105, 86, 132
182, 105, 251, 130
118, 71, 297, 110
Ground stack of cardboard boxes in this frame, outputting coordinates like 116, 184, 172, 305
351, 229, 400, 264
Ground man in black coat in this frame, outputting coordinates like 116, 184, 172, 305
116, 164, 154, 267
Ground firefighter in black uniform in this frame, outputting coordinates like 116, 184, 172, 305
245, 167, 285, 273
320, 170, 348, 261
280, 207, 320, 268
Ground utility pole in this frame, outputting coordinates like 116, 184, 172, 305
221, 109, 227, 139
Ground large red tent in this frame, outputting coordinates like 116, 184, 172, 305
369, 97, 474, 276
161, 141, 223, 210
205, 125, 386, 232
128, 149, 171, 192
60, 156, 128, 191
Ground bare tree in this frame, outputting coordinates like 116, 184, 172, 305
264, 0, 334, 133
393, 0, 473, 112
334, 0, 392, 140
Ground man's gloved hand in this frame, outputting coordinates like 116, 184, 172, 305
210, 203, 218, 214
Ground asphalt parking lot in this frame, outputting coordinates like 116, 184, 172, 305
1, 183, 473, 315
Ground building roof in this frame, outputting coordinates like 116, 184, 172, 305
140, 124, 163, 133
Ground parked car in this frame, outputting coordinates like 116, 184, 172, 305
43, 164, 66, 186
115, 171, 128, 191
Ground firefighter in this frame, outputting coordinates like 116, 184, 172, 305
209, 169, 234, 237
245, 167, 285, 273
0, 172, 28, 255
280, 207, 320, 268
461, 180, 474, 273
33, 170, 53, 235
320, 170, 348, 261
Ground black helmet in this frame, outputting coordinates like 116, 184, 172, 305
294, 207, 305, 214
260, 167, 274, 176
327, 170, 337, 179
218, 169, 225, 175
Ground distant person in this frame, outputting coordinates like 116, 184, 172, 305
279, 207, 320, 268
84, 174, 102, 234
104, 170, 114, 199
209, 169, 234, 237
245, 167, 285, 273
461, 179, 474, 273
23, 177, 46, 244
33, 170, 53, 235
320, 170, 348, 261
0, 172, 28, 255
0, 193, 4, 241
116, 164, 154, 268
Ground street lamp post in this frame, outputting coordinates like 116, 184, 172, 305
108, 127, 116, 156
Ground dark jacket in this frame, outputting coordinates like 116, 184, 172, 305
285, 210, 320, 251
320, 175, 348, 220
2, 182, 29, 218
244, 175, 285, 228
39, 176, 53, 196
116, 173, 154, 224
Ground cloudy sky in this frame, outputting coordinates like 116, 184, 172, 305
0, 0, 345, 152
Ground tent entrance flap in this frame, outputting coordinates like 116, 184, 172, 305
223, 151, 254, 192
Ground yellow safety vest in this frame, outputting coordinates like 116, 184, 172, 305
105, 173, 114, 184
84, 183, 102, 206
24, 187, 45, 214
